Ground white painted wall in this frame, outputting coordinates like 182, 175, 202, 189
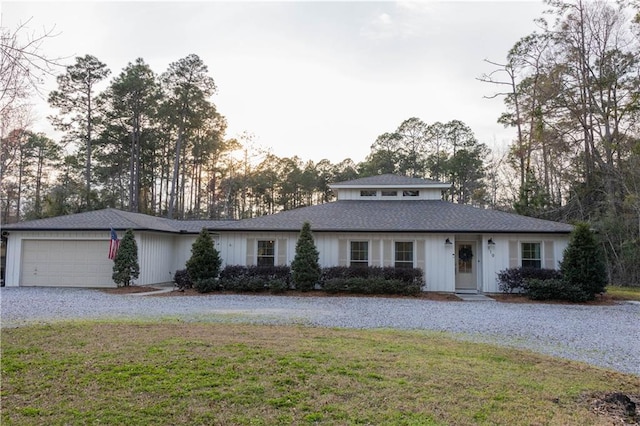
336, 188, 443, 200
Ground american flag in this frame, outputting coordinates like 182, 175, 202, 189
108, 228, 120, 260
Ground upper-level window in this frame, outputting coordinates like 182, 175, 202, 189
360, 190, 376, 197
381, 190, 397, 196
350, 241, 369, 267
395, 241, 414, 268
521, 242, 541, 269
402, 190, 419, 197
257, 240, 275, 266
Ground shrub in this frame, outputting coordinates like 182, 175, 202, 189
527, 279, 589, 303
291, 222, 321, 291
186, 228, 222, 284
561, 222, 607, 300
321, 276, 421, 296
218, 265, 291, 293
497, 267, 562, 293
112, 229, 140, 287
268, 279, 289, 294
173, 269, 192, 291
194, 277, 221, 293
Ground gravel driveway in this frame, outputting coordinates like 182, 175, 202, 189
1, 287, 639, 376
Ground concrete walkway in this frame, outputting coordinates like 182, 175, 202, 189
455, 293, 495, 302
128, 283, 174, 296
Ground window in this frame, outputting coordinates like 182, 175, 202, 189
402, 190, 419, 197
257, 240, 275, 266
381, 190, 397, 197
350, 241, 369, 267
521, 242, 541, 269
395, 241, 413, 268
360, 190, 376, 197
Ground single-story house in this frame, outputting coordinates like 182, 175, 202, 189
2, 174, 573, 293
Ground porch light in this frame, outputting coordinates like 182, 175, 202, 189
445, 238, 452, 246
488, 238, 496, 256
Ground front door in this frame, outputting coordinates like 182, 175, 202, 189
455, 241, 477, 292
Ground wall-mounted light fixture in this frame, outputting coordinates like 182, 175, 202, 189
445, 238, 452, 246
488, 238, 496, 257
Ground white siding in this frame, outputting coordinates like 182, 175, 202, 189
138, 233, 176, 285
336, 188, 443, 200
425, 235, 456, 292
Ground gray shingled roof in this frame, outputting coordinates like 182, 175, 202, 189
215, 200, 573, 233
3, 201, 573, 234
330, 174, 450, 188
1, 208, 228, 233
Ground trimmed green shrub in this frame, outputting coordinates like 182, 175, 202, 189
194, 277, 220, 293
186, 228, 222, 286
497, 267, 562, 293
218, 265, 291, 293
291, 222, 321, 291
112, 229, 140, 287
561, 222, 607, 300
173, 269, 192, 291
527, 279, 589, 303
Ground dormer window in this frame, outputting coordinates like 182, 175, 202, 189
360, 190, 377, 197
381, 190, 397, 197
403, 190, 419, 197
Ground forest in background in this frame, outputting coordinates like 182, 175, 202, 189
2, 0, 639, 284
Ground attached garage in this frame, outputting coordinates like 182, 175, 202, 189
20, 240, 114, 287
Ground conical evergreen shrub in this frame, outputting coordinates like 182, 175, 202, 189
291, 222, 321, 291
112, 229, 140, 287
186, 228, 222, 292
560, 222, 607, 300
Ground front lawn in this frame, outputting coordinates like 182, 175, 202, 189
2, 322, 639, 425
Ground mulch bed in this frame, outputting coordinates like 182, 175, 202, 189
102, 286, 624, 305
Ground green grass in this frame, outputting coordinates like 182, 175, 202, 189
606, 285, 640, 301
2, 322, 639, 425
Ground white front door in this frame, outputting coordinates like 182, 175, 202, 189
455, 241, 477, 292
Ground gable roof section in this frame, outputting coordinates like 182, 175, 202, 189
216, 200, 573, 234
1, 208, 229, 233
330, 174, 451, 189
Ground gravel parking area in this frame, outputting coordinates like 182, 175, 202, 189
1, 287, 639, 376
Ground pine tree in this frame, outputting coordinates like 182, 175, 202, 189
112, 229, 140, 287
291, 222, 321, 291
186, 228, 222, 283
560, 222, 607, 300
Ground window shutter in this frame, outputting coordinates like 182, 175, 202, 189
544, 240, 555, 269
277, 239, 287, 265
509, 240, 518, 268
338, 239, 348, 266
383, 239, 392, 266
416, 240, 425, 270
246, 238, 256, 266
371, 239, 381, 266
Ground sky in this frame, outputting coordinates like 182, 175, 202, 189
2, 1, 548, 164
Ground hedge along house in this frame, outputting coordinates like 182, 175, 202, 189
2, 175, 573, 292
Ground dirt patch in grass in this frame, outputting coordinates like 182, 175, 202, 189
584, 392, 640, 425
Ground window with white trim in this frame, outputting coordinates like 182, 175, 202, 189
402, 190, 419, 197
350, 241, 369, 267
521, 242, 541, 269
257, 240, 275, 266
381, 190, 397, 197
395, 241, 414, 268
360, 190, 376, 197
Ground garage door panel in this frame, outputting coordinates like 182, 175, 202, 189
21, 240, 115, 287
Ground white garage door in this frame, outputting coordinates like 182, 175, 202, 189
21, 240, 115, 287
